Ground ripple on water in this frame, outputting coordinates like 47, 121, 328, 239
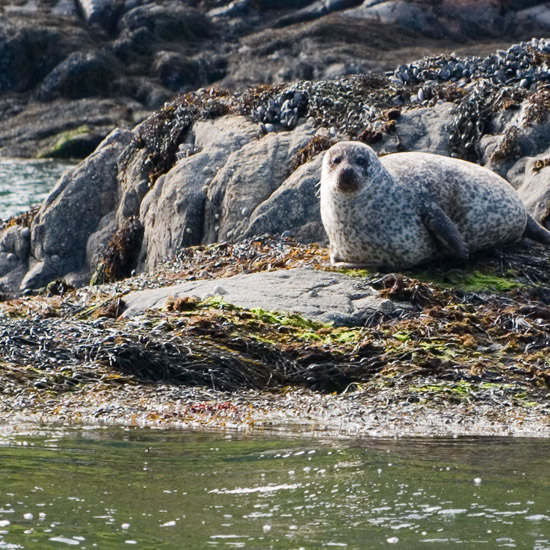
0, 159, 74, 220
0, 429, 549, 549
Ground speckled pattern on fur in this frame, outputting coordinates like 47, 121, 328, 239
320, 141, 533, 270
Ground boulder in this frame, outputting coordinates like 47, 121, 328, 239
393, 102, 455, 156
121, 267, 408, 326
348, 1, 442, 37
21, 128, 134, 290
117, 4, 212, 42
202, 121, 318, 243
0, 224, 31, 293
518, 152, 550, 228
516, 4, 550, 27
36, 51, 120, 101
243, 153, 326, 243
138, 116, 260, 270
75, 0, 123, 32
0, 15, 91, 94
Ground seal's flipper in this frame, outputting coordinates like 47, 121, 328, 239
421, 205, 469, 260
523, 215, 550, 245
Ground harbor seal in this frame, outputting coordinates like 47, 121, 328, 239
320, 141, 550, 269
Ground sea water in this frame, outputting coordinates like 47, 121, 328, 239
0, 426, 549, 549
0, 159, 73, 220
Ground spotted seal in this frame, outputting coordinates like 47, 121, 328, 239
320, 141, 550, 269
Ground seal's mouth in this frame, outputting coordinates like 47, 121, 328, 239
335, 166, 362, 194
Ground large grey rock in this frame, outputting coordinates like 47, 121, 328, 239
516, 4, 550, 27
480, 101, 550, 178
21, 128, 134, 290
203, 120, 317, 243
0, 224, 31, 292
347, 1, 442, 37
138, 116, 260, 270
75, 0, 118, 28
122, 267, 407, 326
242, 153, 326, 243
394, 102, 455, 156
36, 50, 119, 101
0, 14, 91, 95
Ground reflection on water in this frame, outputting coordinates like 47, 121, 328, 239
0, 426, 549, 549
0, 159, 73, 220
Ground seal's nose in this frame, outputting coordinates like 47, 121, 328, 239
336, 165, 360, 193
340, 166, 355, 182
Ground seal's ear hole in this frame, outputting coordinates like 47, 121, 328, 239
332, 156, 343, 166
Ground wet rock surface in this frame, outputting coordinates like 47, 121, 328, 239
121, 267, 408, 325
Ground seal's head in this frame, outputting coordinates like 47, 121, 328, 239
321, 141, 379, 197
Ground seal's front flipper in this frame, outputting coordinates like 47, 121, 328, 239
523, 215, 550, 245
421, 205, 469, 260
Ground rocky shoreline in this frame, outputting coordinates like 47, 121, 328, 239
3, 2, 550, 436
1, 236, 550, 437
5, 37, 550, 295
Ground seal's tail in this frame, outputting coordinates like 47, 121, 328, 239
523, 215, 550, 245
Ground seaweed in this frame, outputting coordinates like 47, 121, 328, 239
289, 134, 336, 173
91, 216, 144, 284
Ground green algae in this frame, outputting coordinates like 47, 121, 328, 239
436, 270, 521, 292
410, 379, 538, 405
333, 264, 520, 293
249, 308, 327, 330
39, 125, 92, 159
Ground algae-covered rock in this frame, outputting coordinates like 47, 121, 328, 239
6, 39, 550, 294
139, 115, 260, 270
122, 267, 409, 325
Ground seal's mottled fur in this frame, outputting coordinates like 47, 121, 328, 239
320, 141, 550, 269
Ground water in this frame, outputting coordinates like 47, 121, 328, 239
0, 159, 73, 220
0, 427, 549, 549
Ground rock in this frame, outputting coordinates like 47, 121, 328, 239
348, 0, 512, 39
138, 116, 259, 270
20, 128, 134, 290
36, 51, 120, 101
480, 101, 550, 177
518, 153, 550, 228
6, 37, 550, 294
0, 97, 137, 158
208, 0, 252, 19
392, 102, 455, 156
122, 267, 410, 325
86, 211, 117, 275
274, 0, 363, 27
2, 0, 549, 159
35, 124, 114, 159
516, 4, 550, 27
117, 4, 212, 42
152, 51, 227, 93
0, 13, 90, 94
75, 0, 122, 32
242, 153, 326, 243
0, 224, 32, 292
348, 1, 443, 38
202, 120, 317, 243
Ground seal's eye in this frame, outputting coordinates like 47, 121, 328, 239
356, 156, 368, 167
331, 156, 343, 166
